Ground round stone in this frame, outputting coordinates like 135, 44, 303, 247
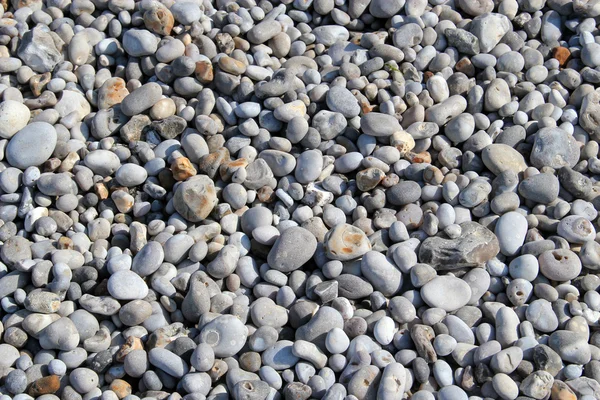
173, 175, 218, 222
267, 227, 317, 272
421, 275, 472, 312
107, 270, 149, 300
6, 122, 57, 169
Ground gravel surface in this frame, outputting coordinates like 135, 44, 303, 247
0, 0, 600, 399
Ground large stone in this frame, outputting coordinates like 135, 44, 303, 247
482, 144, 528, 175
530, 127, 581, 169
421, 276, 472, 312
6, 122, 57, 169
17, 26, 63, 72
419, 222, 500, 269
173, 175, 217, 222
267, 227, 317, 273
324, 223, 372, 261
470, 13, 512, 53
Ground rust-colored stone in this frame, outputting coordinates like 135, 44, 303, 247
110, 379, 132, 399
97, 77, 129, 110
94, 182, 109, 200
57, 236, 74, 250
551, 381, 576, 400
257, 186, 275, 203
553, 47, 571, 67
30, 72, 51, 96
43, 158, 61, 172
218, 56, 246, 75
405, 151, 432, 163
143, 6, 174, 35
28, 375, 60, 396
171, 157, 197, 181
195, 60, 214, 83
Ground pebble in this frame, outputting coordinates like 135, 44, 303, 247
421, 275, 472, 312
6, 122, 57, 169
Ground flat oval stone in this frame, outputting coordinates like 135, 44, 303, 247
324, 223, 372, 261
326, 86, 360, 118
84, 150, 121, 177
107, 270, 149, 300
6, 122, 57, 169
421, 275, 472, 312
360, 113, 401, 137
360, 251, 403, 297
148, 348, 189, 378
481, 144, 527, 176
495, 211, 528, 256
267, 227, 317, 272
199, 315, 248, 358
121, 82, 163, 116
295, 150, 323, 184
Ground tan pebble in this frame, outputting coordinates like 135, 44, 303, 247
195, 60, 214, 83
97, 77, 129, 110
551, 380, 576, 400
218, 55, 246, 75
57, 236, 74, 250
356, 168, 385, 192
324, 223, 372, 261
28, 375, 60, 396
171, 157, 197, 181
150, 98, 176, 120
116, 336, 144, 362
109, 379, 132, 399
30, 72, 51, 96
144, 6, 174, 35
95, 182, 109, 200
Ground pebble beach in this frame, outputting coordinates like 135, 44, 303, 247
0, 0, 600, 399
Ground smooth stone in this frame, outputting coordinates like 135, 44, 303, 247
198, 315, 248, 357
481, 144, 527, 175
121, 82, 163, 116
267, 227, 317, 272
39, 317, 80, 351
421, 275, 472, 312
360, 251, 402, 297
495, 211, 528, 256
360, 113, 401, 137
6, 122, 57, 169
148, 348, 189, 378
530, 127, 580, 169
326, 86, 360, 118
107, 270, 149, 300
0, 100, 30, 139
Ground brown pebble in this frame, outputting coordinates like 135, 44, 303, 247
144, 6, 174, 35
551, 380, 576, 400
94, 182, 109, 200
171, 157, 197, 181
30, 72, 51, 96
195, 60, 214, 83
57, 236, 74, 250
553, 47, 571, 67
257, 186, 275, 203
98, 77, 129, 110
110, 379, 132, 399
28, 375, 61, 396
